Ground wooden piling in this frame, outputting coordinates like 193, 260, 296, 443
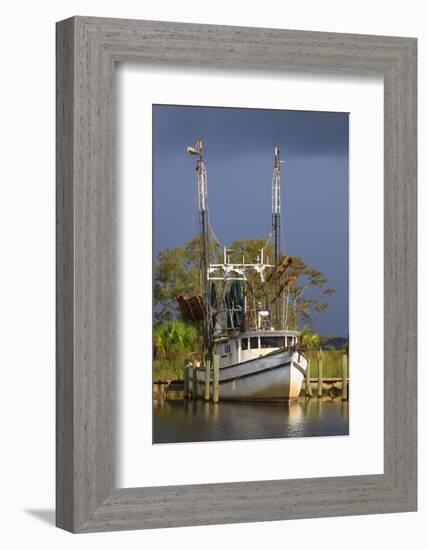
317, 355, 323, 398
213, 354, 219, 403
188, 366, 192, 398
341, 353, 348, 401
204, 359, 210, 401
305, 360, 312, 397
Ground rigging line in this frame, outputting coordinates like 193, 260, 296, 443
279, 168, 286, 256
264, 229, 273, 248
279, 158, 287, 257
209, 226, 224, 251
206, 225, 220, 265
281, 223, 287, 257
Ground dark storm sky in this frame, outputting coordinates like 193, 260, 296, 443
153, 105, 349, 337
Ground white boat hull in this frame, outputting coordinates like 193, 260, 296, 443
194, 350, 307, 402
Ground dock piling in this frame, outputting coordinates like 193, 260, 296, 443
190, 366, 197, 399
341, 353, 348, 401
213, 354, 219, 403
305, 360, 313, 397
317, 355, 323, 398
204, 359, 210, 401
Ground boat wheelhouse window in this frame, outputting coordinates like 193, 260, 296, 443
250, 336, 259, 349
221, 343, 232, 357
287, 336, 294, 348
241, 338, 248, 350
260, 336, 285, 349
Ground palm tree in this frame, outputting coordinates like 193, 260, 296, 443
299, 326, 321, 352
154, 320, 197, 361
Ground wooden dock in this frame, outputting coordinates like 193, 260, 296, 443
153, 380, 185, 401
303, 377, 349, 399
153, 376, 349, 401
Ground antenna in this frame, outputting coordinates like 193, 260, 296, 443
272, 145, 281, 266
272, 145, 282, 328
187, 139, 213, 362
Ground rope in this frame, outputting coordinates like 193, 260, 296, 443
209, 226, 224, 250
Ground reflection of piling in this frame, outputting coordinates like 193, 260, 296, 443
158, 382, 166, 404
213, 354, 219, 403
305, 360, 313, 397
341, 399, 348, 419
191, 366, 198, 399
204, 401, 210, 416
204, 360, 210, 401
184, 363, 191, 399
317, 356, 323, 398
341, 354, 348, 401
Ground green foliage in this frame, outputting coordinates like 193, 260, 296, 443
153, 235, 221, 325
301, 329, 348, 378
153, 236, 336, 331
300, 327, 321, 351
153, 320, 199, 381
153, 359, 185, 382
153, 236, 201, 324
154, 319, 198, 360
285, 256, 336, 330
341, 340, 349, 354
306, 348, 349, 378
227, 238, 273, 264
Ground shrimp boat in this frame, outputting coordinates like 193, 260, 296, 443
179, 140, 307, 402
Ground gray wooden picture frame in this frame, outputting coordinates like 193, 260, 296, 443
56, 16, 417, 533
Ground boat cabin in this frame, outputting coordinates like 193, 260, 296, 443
214, 330, 301, 368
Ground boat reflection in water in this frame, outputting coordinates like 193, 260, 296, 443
153, 398, 349, 444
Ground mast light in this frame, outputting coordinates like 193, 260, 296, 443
186, 139, 204, 157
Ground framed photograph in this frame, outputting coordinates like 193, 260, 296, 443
150, 104, 350, 446
56, 16, 417, 532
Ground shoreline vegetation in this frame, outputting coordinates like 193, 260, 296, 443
153, 346, 349, 383
153, 236, 348, 385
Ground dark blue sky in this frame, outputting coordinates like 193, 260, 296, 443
153, 105, 348, 337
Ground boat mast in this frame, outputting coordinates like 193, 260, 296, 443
272, 145, 282, 328
187, 139, 213, 362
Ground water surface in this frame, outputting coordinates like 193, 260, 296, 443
153, 398, 349, 444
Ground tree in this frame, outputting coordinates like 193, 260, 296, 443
154, 320, 198, 361
340, 339, 349, 355
153, 236, 335, 331
284, 256, 336, 330
153, 235, 221, 325
153, 236, 200, 324
299, 326, 321, 351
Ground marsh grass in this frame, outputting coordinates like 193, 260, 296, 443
305, 349, 349, 378
153, 349, 349, 381
153, 357, 187, 381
